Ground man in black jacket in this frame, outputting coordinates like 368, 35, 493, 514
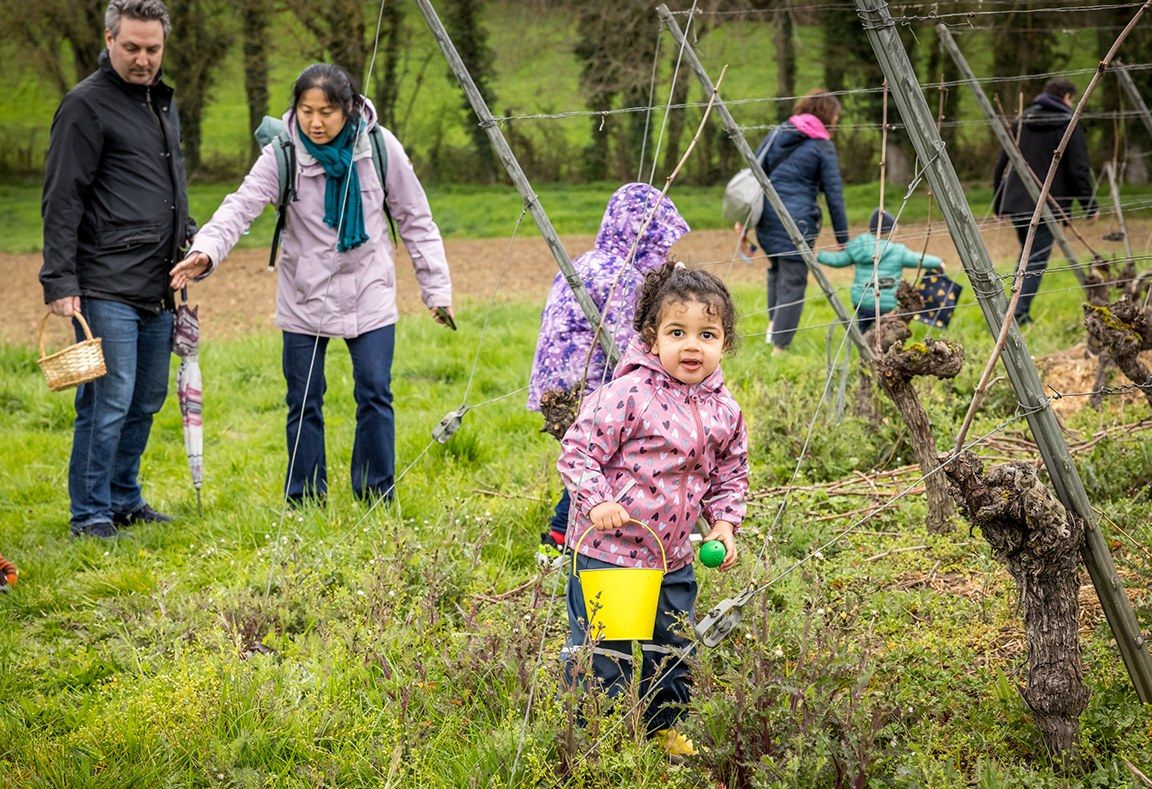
993, 78, 1097, 325
40, 0, 195, 538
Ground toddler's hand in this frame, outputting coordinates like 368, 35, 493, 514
704, 521, 737, 571
590, 502, 630, 531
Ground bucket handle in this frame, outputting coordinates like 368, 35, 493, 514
571, 518, 669, 576
39, 310, 95, 359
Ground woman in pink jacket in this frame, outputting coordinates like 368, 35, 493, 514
557, 261, 749, 758
171, 64, 453, 505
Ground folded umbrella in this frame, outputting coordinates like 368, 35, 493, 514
914, 272, 963, 329
173, 298, 203, 515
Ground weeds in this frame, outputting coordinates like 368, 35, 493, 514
2, 277, 1151, 784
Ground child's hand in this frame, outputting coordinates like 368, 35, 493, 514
590, 502, 630, 531
704, 521, 737, 571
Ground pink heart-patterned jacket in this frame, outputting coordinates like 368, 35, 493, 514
558, 336, 749, 571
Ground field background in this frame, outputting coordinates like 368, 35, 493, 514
3, 1, 1152, 786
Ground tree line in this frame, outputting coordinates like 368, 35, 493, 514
1, 0, 1149, 185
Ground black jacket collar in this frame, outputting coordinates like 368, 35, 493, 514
98, 49, 173, 103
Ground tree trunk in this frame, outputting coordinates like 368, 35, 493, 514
926, 25, 961, 150
885, 142, 912, 186
443, 0, 498, 183
0, 0, 103, 95
943, 453, 1089, 755
659, 75, 691, 178
239, 0, 270, 162
991, 1, 1059, 112
372, 3, 405, 129
1127, 141, 1149, 185
583, 90, 615, 182
773, 3, 795, 124
327, 0, 367, 82
821, 7, 853, 97
868, 319, 963, 533
1083, 301, 1152, 407
64, 1, 105, 86
167, 0, 234, 177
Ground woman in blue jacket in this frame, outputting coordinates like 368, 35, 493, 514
752, 91, 849, 352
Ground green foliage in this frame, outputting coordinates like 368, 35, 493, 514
0, 1, 1135, 184
3, 262, 1152, 784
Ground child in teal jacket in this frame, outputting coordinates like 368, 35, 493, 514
817, 209, 943, 331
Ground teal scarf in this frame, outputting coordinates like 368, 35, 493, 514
299, 119, 369, 252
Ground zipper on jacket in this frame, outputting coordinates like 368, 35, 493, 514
145, 85, 184, 276
684, 393, 707, 531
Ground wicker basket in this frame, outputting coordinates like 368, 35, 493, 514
38, 311, 107, 391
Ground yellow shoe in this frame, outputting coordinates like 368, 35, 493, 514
655, 728, 697, 761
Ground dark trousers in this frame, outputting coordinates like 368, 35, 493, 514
550, 486, 571, 537
855, 304, 880, 334
766, 253, 809, 349
563, 554, 697, 734
282, 324, 395, 503
1011, 217, 1054, 321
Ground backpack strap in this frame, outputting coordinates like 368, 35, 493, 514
268, 124, 396, 269
268, 130, 297, 271
368, 126, 398, 246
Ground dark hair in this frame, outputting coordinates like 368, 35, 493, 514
292, 63, 362, 119
633, 261, 739, 353
1043, 78, 1076, 100
105, 0, 170, 38
793, 89, 841, 127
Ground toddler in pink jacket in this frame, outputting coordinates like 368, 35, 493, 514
557, 261, 748, 757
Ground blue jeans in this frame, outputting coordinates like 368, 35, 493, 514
563, 554, 697, 734
1011, 216, 1054, 320
69, 298, 172, 529
282, 324, 395, 502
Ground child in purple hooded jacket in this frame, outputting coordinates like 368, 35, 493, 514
528, 183, 689, 560
557, 261, 748, 757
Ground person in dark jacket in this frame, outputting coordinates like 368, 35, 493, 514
39, 0, 195, 538
993, 78, 1098, 325
751, 90, 849, 353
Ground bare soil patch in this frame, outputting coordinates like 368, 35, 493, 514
8, 218, 1137, 365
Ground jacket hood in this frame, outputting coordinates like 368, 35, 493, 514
612, 335, 726, 395
593, 183, 690, 274
1021, 93, 1072, 131
789, 113, 831, 140
286, 96, 380, 163
764, 120, 810, 163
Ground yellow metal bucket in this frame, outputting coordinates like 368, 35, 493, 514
573, 519, 668, 640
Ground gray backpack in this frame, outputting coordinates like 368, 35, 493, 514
721, 127, 781, 227
253, 116, 395, 270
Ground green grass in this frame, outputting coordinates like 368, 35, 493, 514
2, 261, 1151, 784
8, 177, 1152, 254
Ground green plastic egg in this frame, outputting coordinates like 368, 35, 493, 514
699, 540, 725, 568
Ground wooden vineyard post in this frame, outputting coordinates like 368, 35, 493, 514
1103, 162, 1135, 266
654, 4, 872, 362
1115, 60, 1152, 141
936, 25, 1084, 286
855, 0, 1152, 701
657, 4, 969, 533
414, 0, 619, 367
